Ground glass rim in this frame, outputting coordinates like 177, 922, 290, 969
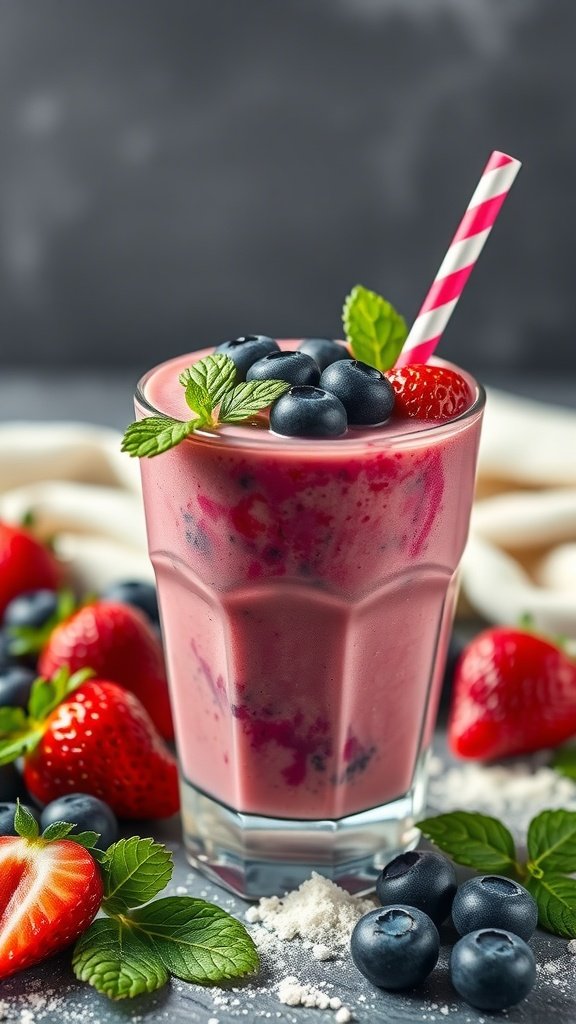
135, 353, 486, 452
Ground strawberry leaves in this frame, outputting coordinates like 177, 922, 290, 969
0, 667, 94, 766
418, 808, 576, 938
72, 836, 259, 999
122, 353, 290, 458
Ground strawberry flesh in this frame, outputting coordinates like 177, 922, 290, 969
385, 364, 473, 421
448, 627, 576, 759
0, 836, 102, 979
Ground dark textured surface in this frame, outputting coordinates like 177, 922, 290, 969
0, 748, 573, 1024
0, 0, 574, 373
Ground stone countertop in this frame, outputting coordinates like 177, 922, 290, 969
0, 740, 574, 1024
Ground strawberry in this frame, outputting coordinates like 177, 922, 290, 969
0, 521, 60, 618
448, 627, 576, 760
19, 676, 180, 819
385, 364, 472, 421
0, 807, 102, 980
38, 600, 174, 741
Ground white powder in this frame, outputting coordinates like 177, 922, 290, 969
428, 754, 576, 833
277, 976, 353, 1019
568, 939, 576, 955
247, 871, 374, 953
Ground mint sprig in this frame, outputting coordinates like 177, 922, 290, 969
418, 808, 576, 938
342, 284, 408, 371
72, 835, 258, 1000
122, 353, 290, 458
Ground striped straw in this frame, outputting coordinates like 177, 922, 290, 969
396, 150, 522, 367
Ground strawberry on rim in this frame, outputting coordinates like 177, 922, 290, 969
385, 364, 473, 421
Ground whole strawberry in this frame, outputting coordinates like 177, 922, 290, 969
448, 627, 576, 759
385, 364, 472, 420
0, 669, 179, 818
0, 521, 60, 618
38, 600, 174, 741
0, 803, 102, 979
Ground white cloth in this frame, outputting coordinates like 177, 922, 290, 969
0, 392, 574, 634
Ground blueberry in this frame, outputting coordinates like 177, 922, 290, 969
0, 666, 36, 709
0, 764, 26, 803
297, 337, 349, 372
270, 387, 348, 438
319, 360, 395, 425
101, 580, 159, 626
450, 928, 536, 1010
0, 629, 37, 672
214, 336, 279, 381
351, 905, 439, 990
376, 850, 457, 926
452, 875, 538, 941
2, 589, 58, 629
246, 350, 320, 387
0, 801, 40, 836
40, 793, 119, 850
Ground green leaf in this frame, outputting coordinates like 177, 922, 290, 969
343, 284, 408, 371
179, 353, 237, 408
0, 707, 28, 735
73, 918, 168, 1000
101, 837, 174, 914
417, 811, 519, 874
72, 830, 101, 851
184, 380, 213, 422
219, 379, 290, 424
15, 800, 40, 840
130, 897, 259, 984
41, 821, 76, 842
0, 728, 43, 765
552, 745, 576, 780
527, 809, 576, 876
121, 417, 196, 458
527, 874, 576, 938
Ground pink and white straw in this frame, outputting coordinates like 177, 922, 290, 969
396, 150, 522, 367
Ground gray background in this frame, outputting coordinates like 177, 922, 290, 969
0, 0, 573, 382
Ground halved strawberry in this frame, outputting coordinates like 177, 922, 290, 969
448, 627, 576, 759
0, 807, 102, 980
385, 364, 473, 420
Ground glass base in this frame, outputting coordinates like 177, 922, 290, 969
180, 754, 428, 899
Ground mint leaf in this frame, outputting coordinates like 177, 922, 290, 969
219, 379, 290, 424
121, 417, 196, 458
527, 809, 576, 876
552, 746, 576, 780
527, 874, 576, 938
343, 284, 407, 371
41, 821, 76, 842
15, 800, 40, 840
417, 811, 519, 874
0, 707, 28, 735
179, 353, 237, 408
184, 380, 213, 422
73, 918, 168, 1000
101, 837, 174, 914
129, 897, 259, 984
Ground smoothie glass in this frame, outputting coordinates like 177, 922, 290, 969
135, 348, 485, 898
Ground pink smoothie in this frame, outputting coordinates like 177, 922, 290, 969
137, 346, 484, 820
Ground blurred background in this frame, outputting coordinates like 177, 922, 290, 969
1, 0, 575, 424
